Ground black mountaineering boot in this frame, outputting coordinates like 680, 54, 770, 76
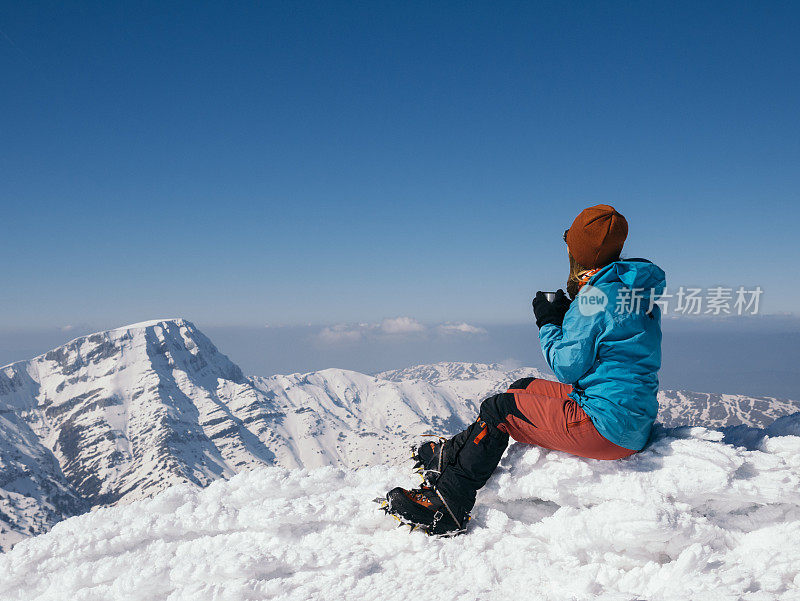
384, 412, 510, 536
384, 484, 469, 536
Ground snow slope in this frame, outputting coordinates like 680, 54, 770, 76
2, 413, 799, 601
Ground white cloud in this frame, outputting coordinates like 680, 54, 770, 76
316, 316, 426, 345
380, 317, 425, 335
60, 325, 75, 332
317, 325, 364, 344
498, 358, 522, 371
317, 317, 486, 345
436, 322, 487, 336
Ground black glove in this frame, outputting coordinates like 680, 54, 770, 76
532, 289, 571, 328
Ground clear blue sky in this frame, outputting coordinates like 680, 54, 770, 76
2, 1, 799, 329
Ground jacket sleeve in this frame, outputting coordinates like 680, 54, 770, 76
539, 305, 606, 384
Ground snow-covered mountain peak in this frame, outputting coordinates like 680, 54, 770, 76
110, 317, 185, 330
22, 317, 241, 381
1, 319, 247, 406
0, 318, 259, 536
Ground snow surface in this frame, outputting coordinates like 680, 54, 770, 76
2, 414, 799, 601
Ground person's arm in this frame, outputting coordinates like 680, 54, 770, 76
538, 306, 606, 384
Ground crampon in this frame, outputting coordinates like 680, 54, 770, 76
373, 486, 470, 537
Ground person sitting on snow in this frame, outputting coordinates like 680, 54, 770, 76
381, 204, 666, 535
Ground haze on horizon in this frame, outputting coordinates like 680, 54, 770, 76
2, 314, 799, 400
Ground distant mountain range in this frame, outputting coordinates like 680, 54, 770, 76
1, 319, 797, 551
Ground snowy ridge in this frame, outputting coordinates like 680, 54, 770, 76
2, 414, 799, 601
377, 361, 547, 385
249, 369, 479, 468
657, 389, 799, 428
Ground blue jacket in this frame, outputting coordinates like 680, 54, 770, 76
539, 259, 666, 450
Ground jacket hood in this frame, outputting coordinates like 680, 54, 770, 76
590, 259, 666, 297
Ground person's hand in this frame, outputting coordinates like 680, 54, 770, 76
532, 289, 571, 328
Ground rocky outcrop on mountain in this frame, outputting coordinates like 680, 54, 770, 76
0, 403, 86, 551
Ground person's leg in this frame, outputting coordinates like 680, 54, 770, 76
500, 378, 636, 460
435, 399, 511, 517
438, 376, 635, 499
386, 378, 634, 533
407, 380, 573, 505
387, 393, 516, 533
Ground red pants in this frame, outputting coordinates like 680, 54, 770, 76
496, 378, 636, 460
